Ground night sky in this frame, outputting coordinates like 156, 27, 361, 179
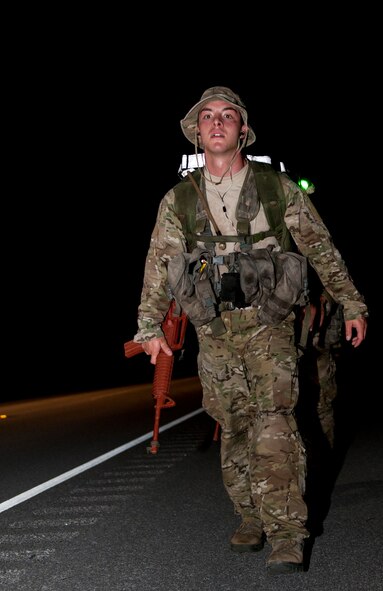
5, 27, 377, 402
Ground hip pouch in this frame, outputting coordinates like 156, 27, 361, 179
238, 247, 308, 326
167, 247, 219, 328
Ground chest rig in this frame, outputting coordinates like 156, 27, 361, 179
169, 159, 311, 343
173, 160, 294, 254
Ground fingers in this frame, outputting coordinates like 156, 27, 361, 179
142, 338, 173, 365
160, 341, 173, 357
351, 334, 363, 348
345, 318, 367, 348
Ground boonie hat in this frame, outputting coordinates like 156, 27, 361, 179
180, 86, 256, 147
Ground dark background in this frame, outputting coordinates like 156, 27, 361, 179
4, 21, 378, 402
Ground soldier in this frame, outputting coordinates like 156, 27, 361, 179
133, 87, 368, 574
297, 287, 347, 536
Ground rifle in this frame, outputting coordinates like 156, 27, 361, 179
124, 300, 188, 454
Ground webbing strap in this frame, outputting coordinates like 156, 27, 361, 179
298, 303, 312, 351
187, 172, 222, 237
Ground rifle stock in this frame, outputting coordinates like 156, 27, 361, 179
124, 300, 188, 454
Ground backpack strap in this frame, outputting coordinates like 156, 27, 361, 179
173, 170, 200, 251
186, 172, 222, 238
240, 161, 293, 252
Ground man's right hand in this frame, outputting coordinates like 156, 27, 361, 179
141, 337, 173, 365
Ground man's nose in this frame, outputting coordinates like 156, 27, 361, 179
213, 116, 223, 126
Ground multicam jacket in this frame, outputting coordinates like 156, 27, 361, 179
134, 165, 368, 343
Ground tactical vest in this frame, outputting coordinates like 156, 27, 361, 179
173, 160, 294, 254
169, 160, 310, 338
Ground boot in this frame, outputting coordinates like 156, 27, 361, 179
266, 538, 304, 574
230, 517, 264, 553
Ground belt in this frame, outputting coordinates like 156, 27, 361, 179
219, 302, 254, 312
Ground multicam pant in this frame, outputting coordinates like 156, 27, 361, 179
307, 304, 343, 448
196, 307, 308, 542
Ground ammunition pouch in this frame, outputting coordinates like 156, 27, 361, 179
167, 247, 219, 328
237, 247, 308, 326
168, 245, 308, 331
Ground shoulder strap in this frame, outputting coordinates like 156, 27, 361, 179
245, 161, 293, 251
173, 170, 200, 251
173, 160, 293, 252
186, 172, 222, 237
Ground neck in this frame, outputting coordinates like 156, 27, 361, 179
204, 150, 246, 179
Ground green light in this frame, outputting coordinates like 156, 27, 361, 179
298, 178, 310, 191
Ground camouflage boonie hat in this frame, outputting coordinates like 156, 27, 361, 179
180, 86, 256, 147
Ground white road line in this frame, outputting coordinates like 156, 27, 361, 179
0, 408, 204, 514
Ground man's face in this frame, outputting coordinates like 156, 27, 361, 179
197, 100, 246, 153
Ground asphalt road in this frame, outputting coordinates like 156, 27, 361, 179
0, 371, 382, 590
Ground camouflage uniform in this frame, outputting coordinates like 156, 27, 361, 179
308, 298, 343, 448
134, 169, 367, 547
196, 308, 307, 541
134, 173, 367, 339
295, 295, 346, 537
134, 88, 367, 563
